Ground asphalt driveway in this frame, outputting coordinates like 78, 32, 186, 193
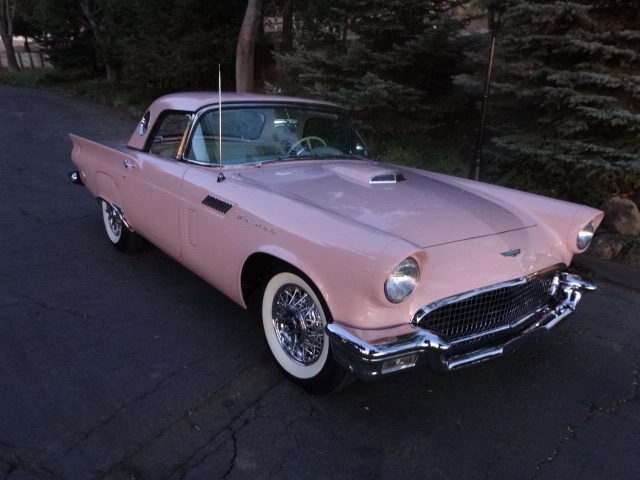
1, 85, 639, 480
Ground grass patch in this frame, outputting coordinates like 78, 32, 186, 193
0, 68, 66, 88
368, 129, 471, 178
67, 78, 158, 114
0, 68, 158, 115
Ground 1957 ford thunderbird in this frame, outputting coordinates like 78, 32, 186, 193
69, 92, 603, 393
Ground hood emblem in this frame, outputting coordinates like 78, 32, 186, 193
501, 249, 521, 257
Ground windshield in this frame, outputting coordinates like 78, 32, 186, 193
184, 105, 371, 166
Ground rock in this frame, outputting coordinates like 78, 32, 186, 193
626, 245, 640, 269
600, 197, 640, 235
588, 234, 626, 260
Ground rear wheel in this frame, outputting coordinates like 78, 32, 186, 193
101, 200, 145, 253
261, 270, 353, 394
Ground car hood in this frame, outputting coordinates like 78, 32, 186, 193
237, 161, 537, 247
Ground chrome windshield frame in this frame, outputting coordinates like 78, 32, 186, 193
179, 101, 372, 167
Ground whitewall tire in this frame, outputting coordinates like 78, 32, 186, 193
261, 270, 353, 394
101, 200, 145, 253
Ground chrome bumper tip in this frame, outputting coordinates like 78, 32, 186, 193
69, 170, 84, 186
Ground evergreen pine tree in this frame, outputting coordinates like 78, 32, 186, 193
118, 0, 245, 91
455, 0, 640, 204
275, 0, 471, 120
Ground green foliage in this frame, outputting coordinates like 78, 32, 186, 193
0, 68, 157, 114
19, 0, 246, 89
276, 0, 472, 119
455, 0, 640, 205
0, 68, 65, 87
67, 79, 158, 113
118, 0, 245, 91
24, 0, 98, 74
369, 129, 470, 178
487, 134, 640, 205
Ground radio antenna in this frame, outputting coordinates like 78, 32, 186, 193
217, 64, 225, 182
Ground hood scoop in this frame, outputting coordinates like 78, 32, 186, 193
326, 164, 408, 185
368, 171, 407, 185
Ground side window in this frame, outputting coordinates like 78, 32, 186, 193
185, 113, 218, 164
148, 111, 191, 159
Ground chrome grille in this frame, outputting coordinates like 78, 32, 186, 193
414, 269, 560, 349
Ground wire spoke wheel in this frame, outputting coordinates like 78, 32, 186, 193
261, 270, 353, 394
100, 200, 145, 253
273, 284, 325, 365
103, 201, 123, 242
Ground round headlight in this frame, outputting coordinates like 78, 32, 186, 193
577, 221, 595, 250
385, 257, 420, 303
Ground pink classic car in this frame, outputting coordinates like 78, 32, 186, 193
69, 92, 603, 393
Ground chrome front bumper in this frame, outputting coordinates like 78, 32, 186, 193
326, 273, 595, 379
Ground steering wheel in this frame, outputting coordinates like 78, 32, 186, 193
287, 136, 327, 156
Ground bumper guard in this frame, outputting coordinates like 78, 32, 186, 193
326, 273, 595, 379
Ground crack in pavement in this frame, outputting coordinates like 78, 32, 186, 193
0, 448, 61, 480
62, 357, 210, 459
567, 327, 640, 353
180, 377, 287, 480
529, 363, 639, 479
268, 399, 321, 479
18, 293, 92, 321
100, 355, 282, 480
514, 343, 554, 373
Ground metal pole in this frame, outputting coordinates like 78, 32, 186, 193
473, 32, 497, 182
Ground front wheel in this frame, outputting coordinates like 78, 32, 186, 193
101, 200, 145, 253
261, 270, 353, 394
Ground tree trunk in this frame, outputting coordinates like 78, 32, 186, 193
79, 0, 118, 83
281, 1, 294, 53
0, 0, 19, 72
236, 0, 263, 93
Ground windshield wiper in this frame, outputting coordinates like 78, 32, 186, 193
254, 155, 318, 166
254, 153, 359, 167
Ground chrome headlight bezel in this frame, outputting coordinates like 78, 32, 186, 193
577, 221, 595, 250
385, 257, 420, 304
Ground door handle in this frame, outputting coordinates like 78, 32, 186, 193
123, 159, 136, 168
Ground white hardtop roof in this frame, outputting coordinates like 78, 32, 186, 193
149, 91, 338, 113
128, 92, 340, 150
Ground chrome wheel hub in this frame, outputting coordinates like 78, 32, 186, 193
105, 204, 122, 237
272, 284, 324, 365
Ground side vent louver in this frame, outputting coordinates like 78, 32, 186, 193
202, 195, 233, 214
369, 172, 407, 185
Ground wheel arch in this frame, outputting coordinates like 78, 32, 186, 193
255, 259, 353, 393
240, 250, 331, 319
